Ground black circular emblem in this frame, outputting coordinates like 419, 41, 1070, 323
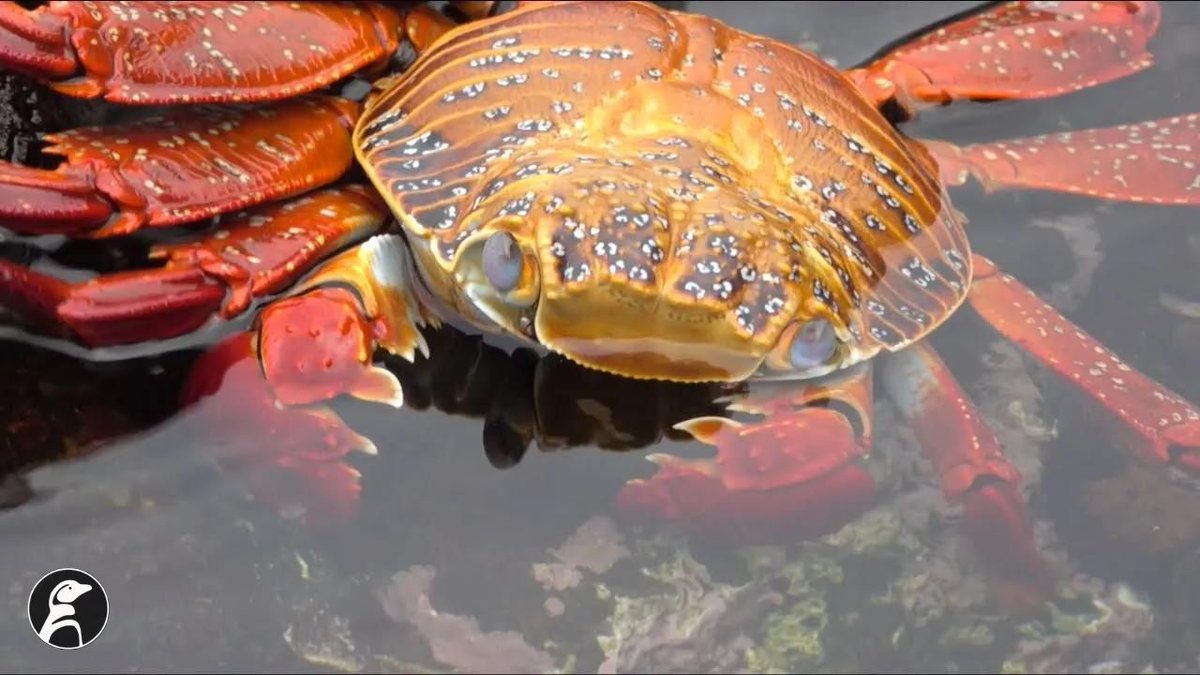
27, 568, 109, 650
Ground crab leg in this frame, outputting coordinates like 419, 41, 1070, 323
879, 342, 1056, 609
615, 365, 878, 545
0, 97, 358, 238
968, 255, 1200, 473
922, 112, 1200, 205
846, 1, 1161, 117
0, 1, 404, 104
0, 185, 389, 347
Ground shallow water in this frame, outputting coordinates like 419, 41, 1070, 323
2, 1, 1200, 672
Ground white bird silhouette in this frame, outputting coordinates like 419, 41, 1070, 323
37, 579, 92, 647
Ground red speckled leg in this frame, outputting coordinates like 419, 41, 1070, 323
0, 97, 358, 238
0, 185, 389, 347
968, 254, 1200, 473
178, 234, 440, 524
847, 1, 1161, 116
879, 342, 1056, 610
616, 364, 878, 545
923, 112, 1200, 205
0, 1, 403, 104
0, 258, 226, 346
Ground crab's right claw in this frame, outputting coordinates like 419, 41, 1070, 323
847, 1, 1161, 116
180, 331, 382, 525
177, 236, 438, 525
179, 283, 415, 525
616, 366, 877, 545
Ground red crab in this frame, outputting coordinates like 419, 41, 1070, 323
0, 1, 1198, 608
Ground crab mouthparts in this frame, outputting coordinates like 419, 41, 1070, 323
533, 289, 767, 383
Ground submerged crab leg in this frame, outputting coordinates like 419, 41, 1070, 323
879, 342, 1056, 608
615, 365, 878, 545
923, 113, 1200, 205
0, 1, 403, 104
968, 255, 1200, 472
0, 97, 358, 238
846, 1, 1161, 117
0, 185, 388, 347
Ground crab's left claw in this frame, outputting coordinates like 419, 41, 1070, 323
847, 1, 1161, 117
616, 365, 877, 545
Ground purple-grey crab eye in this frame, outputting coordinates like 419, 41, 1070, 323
482, 231, 523, 293
789, 318, 836, 370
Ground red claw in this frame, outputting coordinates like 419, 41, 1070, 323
180, 332, 375, 526
616, 408, 877, 546
0, 1, 404, 104
0, 97, 358, 238
177, 278, 408, 524
848, 1, 1161, 115
617, 368, 878, 545
256, 286, 405, 409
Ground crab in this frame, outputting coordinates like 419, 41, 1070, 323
1, 0, 1199, 607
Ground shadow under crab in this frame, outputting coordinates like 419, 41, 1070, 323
0, 0, 1198, 612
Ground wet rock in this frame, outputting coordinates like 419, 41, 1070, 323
533, 516, 630, 592
377, 565, 557, 674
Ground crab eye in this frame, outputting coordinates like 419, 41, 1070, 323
482, 231, 522, 292
788, 318, 837, 370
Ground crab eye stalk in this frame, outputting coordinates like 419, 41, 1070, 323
482, 231, 523, 293
789, 318, 837, 370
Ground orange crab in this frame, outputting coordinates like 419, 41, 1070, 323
0, 1, 1198, 607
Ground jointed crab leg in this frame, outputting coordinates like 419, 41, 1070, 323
879, 342, 1055, 607
0, 97, 359, 238
0, 185, 389, 347
968, 255, 1200, 473
923, 113, 1200, 205
847, 1, 1161, 117
0, 1, 404, 104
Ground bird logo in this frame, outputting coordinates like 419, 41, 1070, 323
27, 568, 108, 650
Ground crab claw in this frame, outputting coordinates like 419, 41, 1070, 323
616, 410, 876, 545
179, 331, 378, 526
847, 1, 1161, 116
170, 232, 439, 523
0, 1, 403, 105
0, 97, 357, 238
616, 366, 877, 545
255, 287, 405, 409
924, 112, 1200, 206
